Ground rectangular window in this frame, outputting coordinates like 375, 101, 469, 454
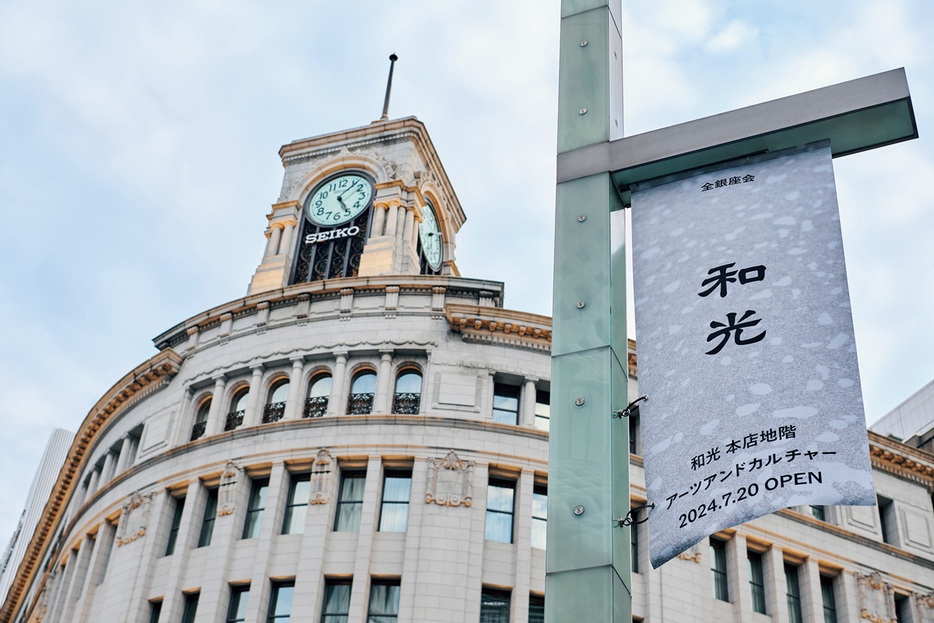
198, 488, 218, 547
810, 505, 826, 521
268, 581, 295, 623
630, 506, 640, 573
748, 550, 766, 614
181, 592, 200, 623
878, 495, 897, 545
492, 383, 520, 425
148, 600, 162, 623
242, 478, 269, 539
282, 473, 311, 535
710, 538, 729, 602
227, 585, 250, 623
531, 484, 547, 550
480, 588, 510, 623
165, 495, 185, 556
785, 563, 803, 623
378, 471, 412, 532
629, 413, 640, 455
895, 593, 912, 623
367, 579, 400, 622
534, 390, 550, 432
321, 579, 352, 623
821, 575, 837, 623
529, 594, 544, 623
485, 479, 515, 543
334, 471, 366, 532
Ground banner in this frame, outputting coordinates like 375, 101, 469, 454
630, 143, 875, 568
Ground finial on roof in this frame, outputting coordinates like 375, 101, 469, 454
379, 53, 398, 122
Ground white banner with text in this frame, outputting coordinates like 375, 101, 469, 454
631, 143, 875, 568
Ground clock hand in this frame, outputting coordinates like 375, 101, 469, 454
337, 183, 362, 201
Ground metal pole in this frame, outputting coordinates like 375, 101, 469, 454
547, 1, 630, 622
380, 53, 398, 121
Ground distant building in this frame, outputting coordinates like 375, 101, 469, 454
0, 429, 72, 607
2, 116, 933, 623
871, 379, 934, 454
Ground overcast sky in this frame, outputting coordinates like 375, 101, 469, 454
1, 0, 932, 543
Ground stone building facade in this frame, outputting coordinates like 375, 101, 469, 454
2, 117, 933, 623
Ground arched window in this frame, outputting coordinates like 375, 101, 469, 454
263, 378, 290, 423
225, 387, 249, 431
392, 370, 422, 414
304, 373, 332, 418
347, 370, 376, 414
191, 397, 211, 441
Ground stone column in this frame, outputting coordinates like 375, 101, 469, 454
284, 357, 306, 420
268, 226, 283, 256
522, 379, 538, 427
373, 351, 394, 413
243, 365, 265, 428
329, 352, 349, 416
279, 222, 294, 255
384, 203, 399, 239
402, 208, 415, 250
100, 451, 116, 487
372, 204, 386, 237
114, 435, 134, 476
87, 468, 101, 498
205, 376, 228, 437
765, 545, 790, 621
803, 557, 824, 622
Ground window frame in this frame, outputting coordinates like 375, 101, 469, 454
282, 472, 312, 535
164, 494, 186, 556
534, 389, 550, 432
492, 383, 520, 425
378, 470, 412, 532
710, 538, 729, 602
198, 487, 218, 547
479, 587, 511, 623
321, 578, 352, 623
347, 369, 377, 415
821, 574, 837, 623
391, 368, 422, 415
226, 584, 250, 623
242, 477, 270, 539
531, 483, 547, 551
267, 579, 295, 623
305, 372, 332, 418
191, 396, 212, 441
485, 478, 516, 544
181, 592, 200, 623
225, 386, 250, 431
334, 470, 367, 532
264, 377, 290, 423
785, 562, 803, 623
367, 578, 401, 622
748, 549, 766, 614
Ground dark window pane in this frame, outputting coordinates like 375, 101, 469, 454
379, 474, 412, 532
748, 551, 766, 614
485, 481, 515, 543
242, 479, 269, 539
529, 595, 544, 623
321, 581, 352, 623
181, 593, 199, 623
480, 589, 510, 623
492, 384, 520, 425
711, 539, 729, 602
165, 496, 185, 556
283, 474, 311, 535
198, 488, 218, 547
821, 575, 837, 623
786, 563, 803, 623
268, 582, 294, 622
367, 582, 400, 622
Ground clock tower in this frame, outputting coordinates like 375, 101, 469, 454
247, 116, 464, 296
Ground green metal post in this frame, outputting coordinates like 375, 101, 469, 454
547, 1, 630, 622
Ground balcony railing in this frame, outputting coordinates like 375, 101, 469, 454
224, 410, 245, 431
190, 421, 207, 441
263, 401, 286, 423
304, 396, 328, 418
392, 392, 421, 415
347, 393, 374, 415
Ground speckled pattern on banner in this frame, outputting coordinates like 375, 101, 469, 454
631, 143, 875, 569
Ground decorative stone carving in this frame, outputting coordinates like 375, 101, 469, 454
856, 571, 897, 623
115, 491, 154, 546
916, 592, 934, 623
677, 546, 702, 563
425, 450, 474, 507
310, 448, 333, 505
218, 461, 242, 516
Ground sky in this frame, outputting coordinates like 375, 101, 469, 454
0, 0, 932, 543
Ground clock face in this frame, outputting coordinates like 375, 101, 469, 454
307, 173, 373, 226
419, 201, 443, 270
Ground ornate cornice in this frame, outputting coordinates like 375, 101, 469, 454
1, 350, 181, 623
868, 430, 934, 487
446, 304, 552, 351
